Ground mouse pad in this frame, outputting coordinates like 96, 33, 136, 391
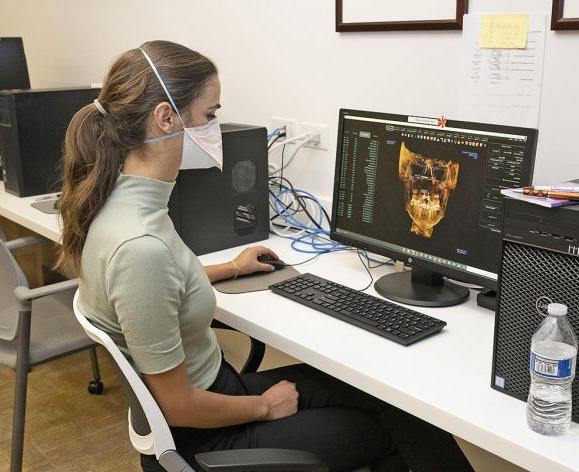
213, 266, 300, 294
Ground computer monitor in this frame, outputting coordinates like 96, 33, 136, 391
0, 37, 31, 90
330, 109, 537, 307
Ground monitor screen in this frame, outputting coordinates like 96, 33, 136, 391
0, 38, 31, 90
330, 109, 537, 307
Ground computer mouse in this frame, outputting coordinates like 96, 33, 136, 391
257, 254, 286, 270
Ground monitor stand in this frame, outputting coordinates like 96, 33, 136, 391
374, 266, 470, 307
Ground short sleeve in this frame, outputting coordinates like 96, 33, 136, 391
105, 236, 185, 374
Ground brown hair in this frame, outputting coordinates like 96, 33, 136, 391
56, 40, 217, 275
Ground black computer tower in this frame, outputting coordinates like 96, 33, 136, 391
492, 197, 579, 422
0, 87, 100, 196
168, 123, 269, 255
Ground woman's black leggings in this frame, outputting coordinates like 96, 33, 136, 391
141, 362, 472, 472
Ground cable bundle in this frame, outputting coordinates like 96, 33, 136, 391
269, 177, 345, 254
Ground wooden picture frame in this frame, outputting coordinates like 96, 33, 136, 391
552, 0, 579, 30
335, 0, 469, 32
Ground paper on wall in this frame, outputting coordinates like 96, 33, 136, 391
459, 12, 547, 129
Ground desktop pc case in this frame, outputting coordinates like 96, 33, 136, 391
168, 123, 269, 256
492, 196, 579, 422
0, 87, 100, 197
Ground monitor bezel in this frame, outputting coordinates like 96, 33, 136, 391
330, 108, 538, 291
0, 37, 31, 90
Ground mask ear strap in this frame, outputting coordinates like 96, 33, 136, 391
139, 47, 187, 129
143, 130, 184, 144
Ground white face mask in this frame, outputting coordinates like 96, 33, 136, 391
140, 48, 223, 171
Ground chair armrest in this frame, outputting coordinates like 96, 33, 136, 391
4, 236, 44, 251
241, 337, 265, 374
210, 320, 265, 374
14, 278, 79, 303
194, 449, 327, 472
158, 450, 196, 472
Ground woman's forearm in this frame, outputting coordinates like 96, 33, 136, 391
144, 363, 270, 428
204, 261, 236, 283
165, 388, 269, 428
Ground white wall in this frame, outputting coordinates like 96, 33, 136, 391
1, 0, 578, 202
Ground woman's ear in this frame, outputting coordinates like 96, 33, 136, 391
152, 102, 179, 134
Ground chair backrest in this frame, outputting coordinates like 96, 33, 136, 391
0, 238, 29, 341
71, 289, 176, 460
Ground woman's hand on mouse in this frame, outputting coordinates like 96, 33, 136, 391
232, 246, 279, 276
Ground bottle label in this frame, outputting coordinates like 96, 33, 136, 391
530, 352, 576, 379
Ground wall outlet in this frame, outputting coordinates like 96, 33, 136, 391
269, 117, 296, 142
300, 122, 329, 150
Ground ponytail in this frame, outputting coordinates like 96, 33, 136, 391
56, 103, 124, 274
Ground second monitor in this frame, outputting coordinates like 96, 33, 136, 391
0, 37, 30, 90
330, 110, 537, 307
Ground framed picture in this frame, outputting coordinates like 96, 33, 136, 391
552, 0, 579, 30
335, 0, 469, 32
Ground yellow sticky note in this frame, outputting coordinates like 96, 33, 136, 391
479, 13, 529, 49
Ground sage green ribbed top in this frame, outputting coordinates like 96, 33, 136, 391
78, 173, 221, 389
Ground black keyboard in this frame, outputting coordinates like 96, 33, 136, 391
269, 273, 446, 346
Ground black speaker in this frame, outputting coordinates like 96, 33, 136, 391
168, 123, 269, 256
492, 197, 579, 422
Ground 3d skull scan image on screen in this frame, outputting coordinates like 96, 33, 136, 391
399, 142, 460, 238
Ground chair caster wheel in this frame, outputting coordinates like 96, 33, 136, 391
88, 380, 104, 394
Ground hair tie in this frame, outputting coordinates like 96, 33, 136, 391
93, 99, 108, 116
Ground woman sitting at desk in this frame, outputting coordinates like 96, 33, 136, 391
56, 40, 469, 472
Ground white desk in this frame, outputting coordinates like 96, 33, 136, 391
200, 239, 579, 472
1, 183, 578, 472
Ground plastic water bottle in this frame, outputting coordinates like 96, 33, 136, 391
526, 303, 578, 435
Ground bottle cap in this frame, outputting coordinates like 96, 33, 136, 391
547, 303, 568, 316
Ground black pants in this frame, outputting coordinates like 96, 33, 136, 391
141, 362, 472, 472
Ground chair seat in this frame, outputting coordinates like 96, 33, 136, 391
0, 288, 94, 369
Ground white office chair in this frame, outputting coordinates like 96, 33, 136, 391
0, 236, 103, 472
72, 289, 328, 472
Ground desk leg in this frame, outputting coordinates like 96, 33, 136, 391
455, 438, 527, 472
